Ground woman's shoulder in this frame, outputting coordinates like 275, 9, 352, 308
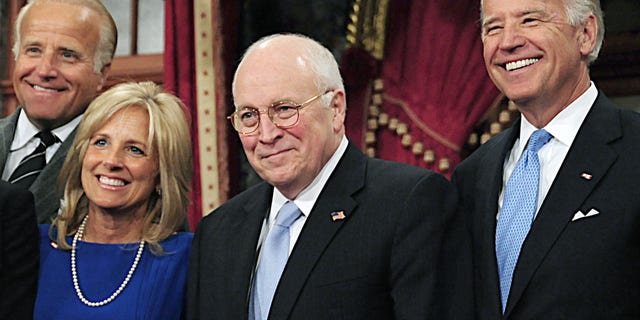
167, 231, 194, 242
38, 224, 56, 244
159, 232, 193, 252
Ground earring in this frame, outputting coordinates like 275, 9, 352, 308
156, 185, 162, 196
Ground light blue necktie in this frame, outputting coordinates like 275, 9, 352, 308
250, 201, 302, 320
495, 129, 552, 313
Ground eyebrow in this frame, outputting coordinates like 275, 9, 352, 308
236, 97, 301, 110
521, 8, 547, 17
59, 46, 79, 53
482, 7, 547, 27
481, 17, 498, 28
93, 133, 148, 147
22, 39, 42, 48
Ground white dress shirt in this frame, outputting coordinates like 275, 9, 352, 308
2, 110, 82, 180
498, 83, 598, 218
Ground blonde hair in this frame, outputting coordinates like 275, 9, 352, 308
12, 0, 117, 72
53, 81, 192, 254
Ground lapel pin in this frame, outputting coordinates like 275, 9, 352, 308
330, 211, 346, 221
580, 172, 593, 180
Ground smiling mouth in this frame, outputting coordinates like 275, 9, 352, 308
505, 58, 540, 71
99, 176, 127, 187
32, 84, 63, 93
261, 148, 292, 160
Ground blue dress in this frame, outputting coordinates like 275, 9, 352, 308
34, 224, 193, 320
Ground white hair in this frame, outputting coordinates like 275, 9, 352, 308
232, 33, 344, 107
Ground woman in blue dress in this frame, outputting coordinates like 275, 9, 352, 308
35, 81, 193, 319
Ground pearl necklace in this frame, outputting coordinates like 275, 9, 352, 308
71, 215, 145, 307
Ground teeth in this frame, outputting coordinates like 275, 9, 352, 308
505, 58, 539, 71
33, 85, 59, 93
99, 176, 125, 186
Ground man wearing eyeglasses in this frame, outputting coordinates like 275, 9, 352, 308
187, 33, 460, 319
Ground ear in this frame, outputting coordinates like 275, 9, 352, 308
330, 90, 347, 132
578, 14, 597, 57
96, 63, 112, 91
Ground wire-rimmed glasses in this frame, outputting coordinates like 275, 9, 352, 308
227, 91, 332, 135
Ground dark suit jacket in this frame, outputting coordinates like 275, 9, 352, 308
187, 142, 458, 319
453, 92, 640, 319
0, 109, 76, 223
0, 180, 38, 319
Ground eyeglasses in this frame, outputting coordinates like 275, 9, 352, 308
227, 91, 332, 135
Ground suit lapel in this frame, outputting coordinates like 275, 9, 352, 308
505, 95, 620, 317
0, 109, 78, 222
0, 111, 20, 172
269, 143, 363, 319
475, 125, 519, 317
30, 126, 78, 223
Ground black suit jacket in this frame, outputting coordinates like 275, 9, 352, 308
0, 109, 76, 223
187, 142, 458, 319
0, 180, 38, 319
453, 92, 640, 319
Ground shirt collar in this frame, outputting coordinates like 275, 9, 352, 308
11, 110, 83, 150
517, 82, 597, 154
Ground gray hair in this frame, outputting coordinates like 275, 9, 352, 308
12, 0, 117, 73
565, 0, 604, 63
232, 33, 344, 107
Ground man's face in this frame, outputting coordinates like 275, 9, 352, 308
233, 40, 344, 199
481, 0, 594, 109
13, 2, 108, 130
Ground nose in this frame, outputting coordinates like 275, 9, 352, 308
102, 149, 124, 170
36, 51, 59, 79
257, 112, 283, 144
498, 24, 526, 52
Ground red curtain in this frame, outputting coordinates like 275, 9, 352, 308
164, 0, 200, 228
344, 0, 500, 177
165, 0, 241, 228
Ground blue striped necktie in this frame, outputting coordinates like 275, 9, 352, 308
9, 131, 57, 189
495, 129, 552, 313
250, 201, 302, 320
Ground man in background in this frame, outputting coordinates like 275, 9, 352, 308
0, 180, 38, 318
0, 0, 117, 222
188, 33, 459, 319
453, 0, 640, 318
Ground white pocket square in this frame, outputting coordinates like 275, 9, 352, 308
572, 208, 600, 222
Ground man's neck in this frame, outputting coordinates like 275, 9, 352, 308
517, 77, 591, 128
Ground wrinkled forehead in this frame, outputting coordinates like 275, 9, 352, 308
20, 1, 101, 44
25, 1, 99, 26
481, 0, 559, 17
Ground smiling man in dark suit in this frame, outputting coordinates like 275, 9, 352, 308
187, 33, 458, 319
0, 180, 38, 318
0, 0, 116, 223
453, 0, 640, 318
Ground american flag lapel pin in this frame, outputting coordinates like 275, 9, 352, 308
330, 210, 346, 221
580, 172, 593, 180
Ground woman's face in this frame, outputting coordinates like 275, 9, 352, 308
81, 106, 159, 217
